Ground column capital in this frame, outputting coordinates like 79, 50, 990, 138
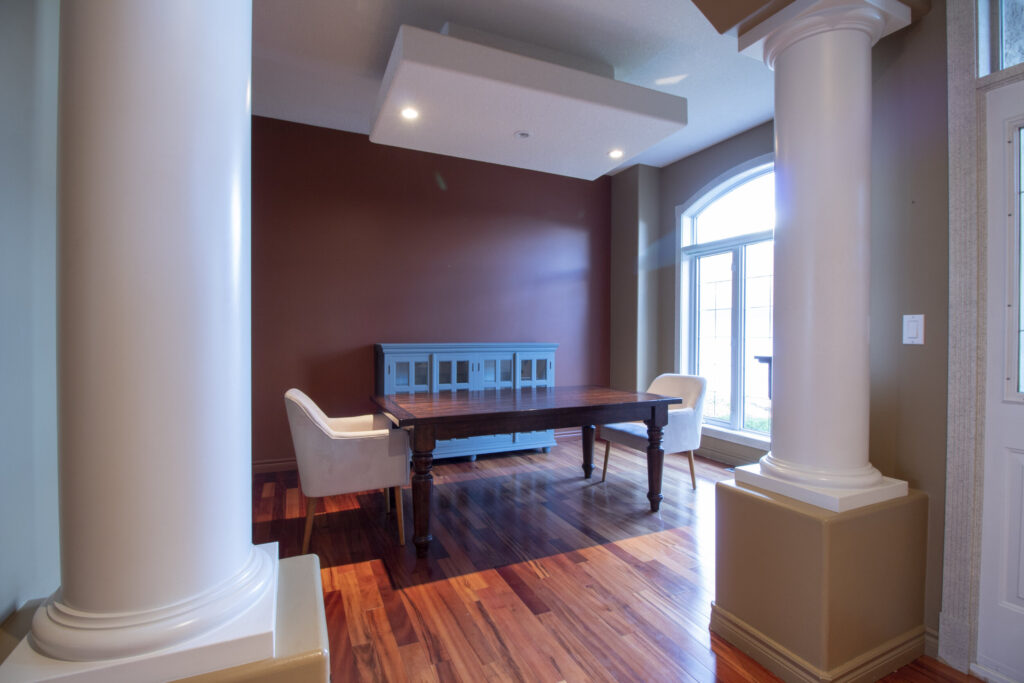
739, 0, 911, 68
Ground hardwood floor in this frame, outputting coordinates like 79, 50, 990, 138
253, 437, 977, 682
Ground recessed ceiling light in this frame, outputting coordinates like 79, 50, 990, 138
401, 107, 419, 120
609, 149, 624, 159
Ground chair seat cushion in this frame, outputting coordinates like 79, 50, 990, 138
599, 407, 700, 455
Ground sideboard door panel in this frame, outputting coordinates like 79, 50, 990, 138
385, 354, 431, 394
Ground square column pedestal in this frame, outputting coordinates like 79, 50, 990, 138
711, 481, 927, 683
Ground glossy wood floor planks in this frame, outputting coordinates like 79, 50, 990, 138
253, 438, 978, 682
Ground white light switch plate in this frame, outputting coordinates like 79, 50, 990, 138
902, 314, 924, 344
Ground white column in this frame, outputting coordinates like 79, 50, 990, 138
8, 1, 277, 678
734, 0, 910, 511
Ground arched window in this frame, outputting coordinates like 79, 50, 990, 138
678, 160, 774, 436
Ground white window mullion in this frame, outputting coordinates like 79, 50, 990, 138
731, 246, 744, 430
687, 252, 698, 374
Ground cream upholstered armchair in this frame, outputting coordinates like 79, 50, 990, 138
284, 388, 410, 553
598, 374, 707, 489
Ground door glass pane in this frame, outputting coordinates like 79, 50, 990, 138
501, 359, 512, 382
697, 252, 733, 421
456, 360, 469, 384
521, 359, 532, 381
439, 361, 451, 385
536, 360, 547, 381
485, 360, 496, 382
414, 362, 428, 386
1018, 126, 1024, 392
743, 240, 773, 433
396, 362, 409, 387
1002, 0, 1024, 70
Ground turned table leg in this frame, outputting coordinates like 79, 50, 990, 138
581, 424, 595, 478
645, 406, 667, 512
411, 426, 436, 558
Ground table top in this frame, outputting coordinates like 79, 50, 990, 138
371, 385, 681, 427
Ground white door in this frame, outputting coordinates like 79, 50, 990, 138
977, 78, 1024, 683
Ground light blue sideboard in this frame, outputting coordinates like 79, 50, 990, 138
374, 342, 558, 460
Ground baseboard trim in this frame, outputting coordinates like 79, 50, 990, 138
695, 445, 758, 468
252, 459, 297, 474
924, 626, 939, 659
970, 662, 1022, 683
710, 603, 924, 683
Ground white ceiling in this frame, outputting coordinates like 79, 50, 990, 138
253, 0, 776, 174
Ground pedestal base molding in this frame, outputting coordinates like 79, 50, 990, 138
178, 553, 329, 683
711, 603, 924, 683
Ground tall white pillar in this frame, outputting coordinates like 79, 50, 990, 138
734, 0, 910, 511
1, 2, 278, 680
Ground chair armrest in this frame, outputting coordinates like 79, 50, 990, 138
324, 428, 391, 440
326, 414, 376, 432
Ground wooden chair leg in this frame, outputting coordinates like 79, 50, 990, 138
688, 450, 696, 490
394, 485, 405, 546
302, 497, 318, 554
601, 440, 611, 482
384, 487, 391, 514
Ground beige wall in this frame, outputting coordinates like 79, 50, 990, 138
610, 164, 663, 392
610, 168, 642, 391
606, 121, 776, 400
869, 1, 949, 636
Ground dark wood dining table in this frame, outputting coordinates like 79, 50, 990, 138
372, 385, 682, 557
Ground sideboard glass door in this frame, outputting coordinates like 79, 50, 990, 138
435, 355, 471, 391
477, 354, 515, 390
388, 355, 431, 393
514, 353, 554, 388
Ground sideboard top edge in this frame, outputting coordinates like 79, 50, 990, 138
375, 342, 559, 352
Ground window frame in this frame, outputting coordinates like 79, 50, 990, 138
674, 154, 774, 435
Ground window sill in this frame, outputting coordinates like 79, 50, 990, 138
701, 424, 770, 450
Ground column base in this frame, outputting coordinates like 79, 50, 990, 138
735, 462, 907, 512
176, 554, 328, 683
712, 480, 928, 682
0, 545, 299, 682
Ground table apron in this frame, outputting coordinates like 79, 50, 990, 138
422, 403, 668, 441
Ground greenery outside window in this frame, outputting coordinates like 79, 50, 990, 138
678, 161, 774, 435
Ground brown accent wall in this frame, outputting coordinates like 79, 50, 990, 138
252, 117, 611, 468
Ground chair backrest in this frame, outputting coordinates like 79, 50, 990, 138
284, 387, 333, 438
647, 374, 707, 426
284, 387, 397, 498
283, 388, 344, 492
